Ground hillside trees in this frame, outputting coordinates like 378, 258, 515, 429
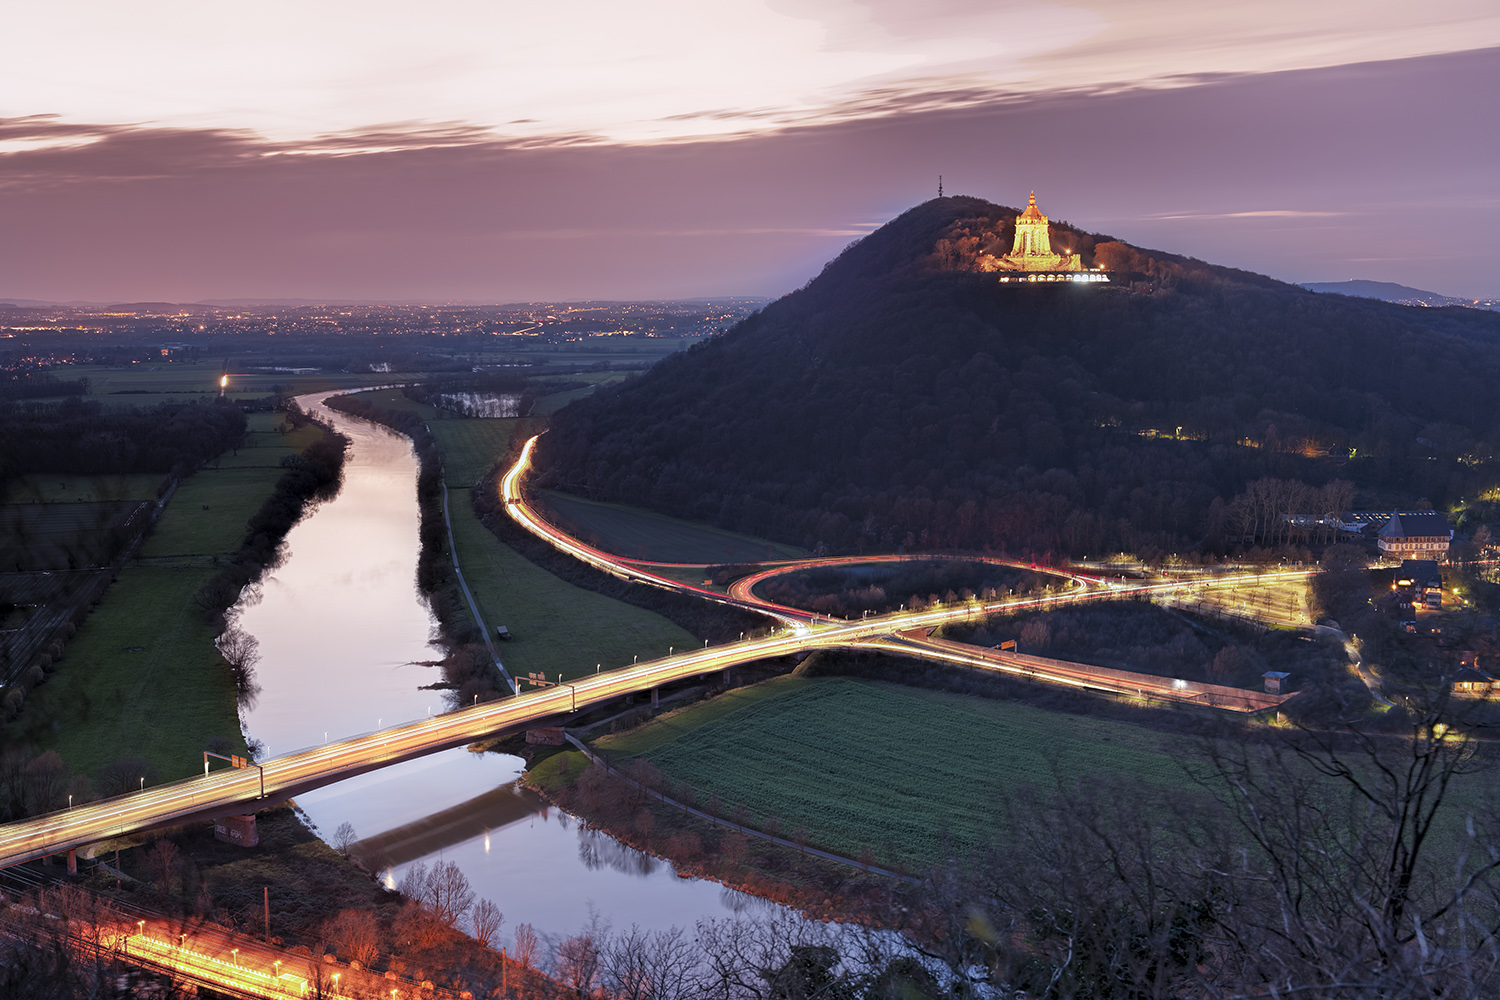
538, 197, 1500, 558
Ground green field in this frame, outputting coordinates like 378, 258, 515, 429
11, 413, 328, 782
210, 412, 323, 469
342, 387, 437, 418
45, 364, 406, 405
531, 372, 635, 416
9, 566, 244, 780
594, 676, 1191, 869
1, 474, 163, 504
429, 420, 517, 488
532, 385, 600, 415
448, 488, 696, 681
139, 415, 322, 557
536, 491, 808, 564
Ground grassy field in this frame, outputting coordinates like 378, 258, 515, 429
46, 364, 406, 404
211, 411, 323, 469
532, 385, 600, 415
139, 415, 322, 558
10, 566, 244, 781
429, 420, 518, 488
536, 491, 808, 564
11, 414, 326, 781
1, 474, 163, 504
448, 487, 697, 681
594, 676, 1191, 869
342, 387, 438, 418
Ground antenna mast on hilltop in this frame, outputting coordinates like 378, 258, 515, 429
938, 175, 943, 198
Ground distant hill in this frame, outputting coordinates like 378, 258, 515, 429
1299, 280, 1485, 309
537, 197, 1500, 558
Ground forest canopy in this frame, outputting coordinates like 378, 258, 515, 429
537, 196, 1500, 558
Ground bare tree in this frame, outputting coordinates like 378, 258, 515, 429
556, 930, 603, 999
513, 922, 539, 970
604, 925, 707, 1000
1192, 695, 1500, 996
146, 838, 182, 893
324, 908, 381, 967
331, 821, 357, 856
426, 859, 476, 927
471, 898, 504, 949
23, 749, 68, 815
217, 625, 261, 703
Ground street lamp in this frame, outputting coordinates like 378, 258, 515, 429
139, 777, 144, 792
231, 947, 239, 966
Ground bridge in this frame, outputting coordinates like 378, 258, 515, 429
0, 434, 1310, 868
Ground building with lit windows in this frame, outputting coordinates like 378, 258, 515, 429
1377, 512, 1453, 560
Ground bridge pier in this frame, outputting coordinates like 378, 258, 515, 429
722, 669, 731, 686
213, 814, 260, 847
67, 849, 77, 875
651, 687, 659, 709
42, 853, 50, 867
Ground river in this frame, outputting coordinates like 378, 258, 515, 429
235, 394, 773, 945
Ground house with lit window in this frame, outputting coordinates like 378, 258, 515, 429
1394, 559, 1443, 608
1452, 665, 1495, 696
1377, 512, 1453, 560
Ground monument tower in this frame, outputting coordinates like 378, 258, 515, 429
996, 192, 1081, 272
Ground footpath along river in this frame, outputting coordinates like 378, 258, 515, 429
234, 393, 777, 945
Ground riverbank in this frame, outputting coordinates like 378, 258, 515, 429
322, 392, 512, 702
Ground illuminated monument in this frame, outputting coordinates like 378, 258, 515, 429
998, 192, 1080, 272
993, 192, 1106, 284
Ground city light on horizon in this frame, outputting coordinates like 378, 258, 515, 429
1, 1, 1496, 301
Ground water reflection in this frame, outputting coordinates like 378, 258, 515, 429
236, 392, 798, 940
433, 391, 520, 418
578, 826, 659, 877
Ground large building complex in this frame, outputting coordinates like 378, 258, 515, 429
1377, 512, 1453, 560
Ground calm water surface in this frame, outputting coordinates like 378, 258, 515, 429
236, 393, 768, 942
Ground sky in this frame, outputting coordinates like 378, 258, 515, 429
2, 0, 1497, 302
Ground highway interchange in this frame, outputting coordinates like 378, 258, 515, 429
0, 433, 1313, 870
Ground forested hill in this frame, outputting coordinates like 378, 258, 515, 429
536, 196, 1500, 559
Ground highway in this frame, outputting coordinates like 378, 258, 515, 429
0, 434, 1315, 869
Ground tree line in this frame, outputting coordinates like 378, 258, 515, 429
0, 397, 247, 487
